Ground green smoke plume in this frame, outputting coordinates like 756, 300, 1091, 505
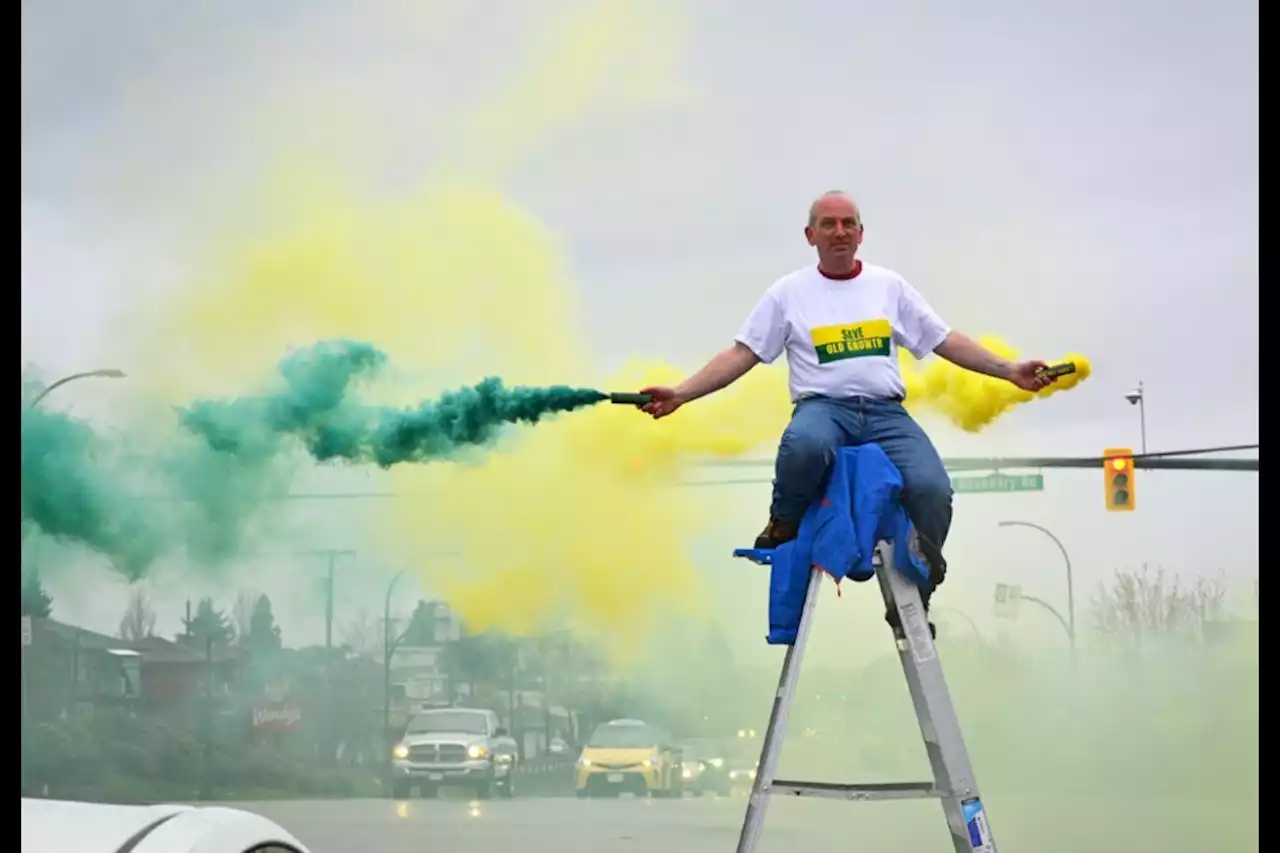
21, 340, 608, 579
20, 397, 292, 580
21, 402, 167, 579
176, 339, 607, 467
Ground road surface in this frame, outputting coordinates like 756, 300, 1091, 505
230, 792, 1257, 853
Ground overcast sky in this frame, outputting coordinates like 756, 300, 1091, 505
22, 0, 1258, 648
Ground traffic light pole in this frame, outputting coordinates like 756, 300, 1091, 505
697, 445, 1259, 473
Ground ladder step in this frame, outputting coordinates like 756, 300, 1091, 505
767, 780, 943, 801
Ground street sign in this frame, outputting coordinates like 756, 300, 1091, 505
952, 473, 1044, 494
993, 584, 1022, 620
21, 616, 32, 647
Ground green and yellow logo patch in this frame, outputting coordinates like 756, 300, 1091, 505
811, 319, 892, 364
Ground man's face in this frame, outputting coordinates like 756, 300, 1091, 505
805, 197, 863, 261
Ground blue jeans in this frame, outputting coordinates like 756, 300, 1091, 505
769, 396, 953, 591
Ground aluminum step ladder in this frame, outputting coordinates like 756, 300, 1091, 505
732, 540, 997, 853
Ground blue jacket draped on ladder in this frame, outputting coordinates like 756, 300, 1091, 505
767, 444, 931, 644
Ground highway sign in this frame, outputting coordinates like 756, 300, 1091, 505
993, 584, 1022, 620
952, 473, 1044, 494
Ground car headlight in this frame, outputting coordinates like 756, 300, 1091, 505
641, 758, 652, 767
468, 744, 489, 759
682, 767, 693, 779
392, 744, 409, 760
708, 758, 724, 768
578, 757, 592, 767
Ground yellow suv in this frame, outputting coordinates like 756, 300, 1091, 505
574, 719, 684, 798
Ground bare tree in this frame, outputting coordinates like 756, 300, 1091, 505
1091, 564, 1227, 642
231, 589, 261, 646
118, 586, 157, 641
339, 608, 384, 660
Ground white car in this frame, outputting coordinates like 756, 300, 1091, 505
391, 707, 518, 799
21, 798, 310, 853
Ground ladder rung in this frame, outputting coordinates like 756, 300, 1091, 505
767, 779, 942, 801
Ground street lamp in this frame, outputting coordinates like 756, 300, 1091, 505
997, 520, 1075, 655
383, 566, 411, 781
26, 369, 126, 410
1124, 381, 1147, 454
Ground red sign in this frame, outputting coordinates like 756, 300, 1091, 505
251, 700, 303, 732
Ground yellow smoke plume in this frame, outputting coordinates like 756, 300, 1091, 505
131, 0, 788, 660
148, 173, 792, 655
409, 362, 790, 646
900, 338, 1093, 432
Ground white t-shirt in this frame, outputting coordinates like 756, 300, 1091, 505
735, 261, 951, 402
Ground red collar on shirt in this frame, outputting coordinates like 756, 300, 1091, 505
817, 260, 862, 280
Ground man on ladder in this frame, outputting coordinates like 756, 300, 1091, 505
638, 189, 1056, 629
637, 190, 1060, 850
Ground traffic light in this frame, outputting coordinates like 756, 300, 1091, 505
1103, 447, 1135, 512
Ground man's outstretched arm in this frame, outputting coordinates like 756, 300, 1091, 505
934, 332, 1052, 391
640, 342, 760, 418
675, 342, 761, 402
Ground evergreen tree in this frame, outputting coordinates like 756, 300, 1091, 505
247, 594, 283, 654
183, 597, 234, 647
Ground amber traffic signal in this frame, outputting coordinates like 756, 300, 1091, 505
1103, 447, 1135, 512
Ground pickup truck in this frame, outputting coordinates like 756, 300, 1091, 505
391, 707, 519, 799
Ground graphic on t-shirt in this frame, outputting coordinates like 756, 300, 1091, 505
810, 319, 892, 364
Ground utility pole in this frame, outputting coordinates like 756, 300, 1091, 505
508, 642, 520, 759
325, 552, 335, 764
1125, 381, 1148, 454
315, 550, 355, 765
199, 636, 214, 800
380, 568, 412, 794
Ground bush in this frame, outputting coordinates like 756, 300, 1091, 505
102, 740, 158, 780
24, 718, 105, 790
92, 773, 165, 805
156, 727, 204, 786
208, 740, 296, 791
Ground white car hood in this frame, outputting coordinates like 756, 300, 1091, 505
402, 732, 489, 747
21, 798, 310, 853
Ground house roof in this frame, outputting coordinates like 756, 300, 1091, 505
29, 619, 240, 664
32, 618, 122, 651
128, 635, 240, 664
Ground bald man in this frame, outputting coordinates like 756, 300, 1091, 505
641, 191, 1056, 615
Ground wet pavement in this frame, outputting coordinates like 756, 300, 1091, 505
230, 791, 1257, 853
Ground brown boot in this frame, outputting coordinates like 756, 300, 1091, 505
754, 518, 799, 550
